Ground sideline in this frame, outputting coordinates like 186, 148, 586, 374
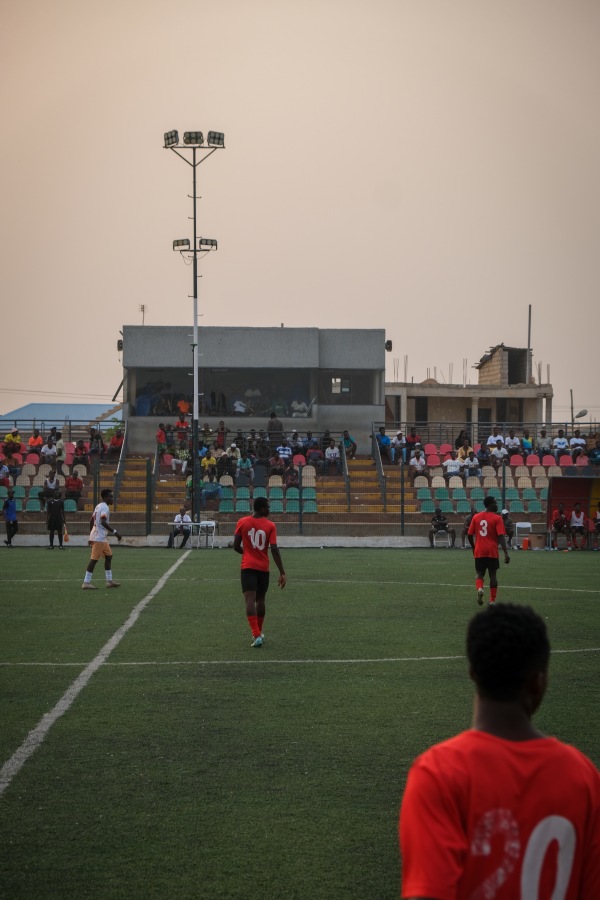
0, 551, 191, 799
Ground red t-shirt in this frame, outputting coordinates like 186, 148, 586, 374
400, 730, 600, 900
468, 511, 506, 558
235, 515, 277, 571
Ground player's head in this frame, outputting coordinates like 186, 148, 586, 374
253, 497, 269, 517
467, 603, 550, 704
100, 488, 114, 503
483, 495, 498, 512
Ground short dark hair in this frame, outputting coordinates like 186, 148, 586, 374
483, 495, 497, 509
253, 497, 269, 514
467, 604, 550, 701
100, 488, 113, 500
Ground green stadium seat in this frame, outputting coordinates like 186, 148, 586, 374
416, 488, 432, 501
252, 487, 267, 499
528, 501, 543, 513
270, 500, 284, 513
301, 487, 317, 500
285, 500, 300, 513
522, 488, 537, 501
0, 487, 7, 499
540, 488, 548, 500
235, 500, 251, 513
434, 488, 449, 501
421, 500, 436, 514
509, 500, 525, 513
25, 499, 41, 512
504, 488, 519, 501
285, 487, 300, 500
456, 500, 472, 514
269, 487, 284, 500
439, 500, 454, 513
488, 488, 502, 500
302, 500, 318, 513
236, 487, 250, 499
470, 487, 484, 500
452, 488, 467, 501
64, 499, 78, 512
12, 486, 26, 499
218, 500, 234, 513
474, 501, 485, 512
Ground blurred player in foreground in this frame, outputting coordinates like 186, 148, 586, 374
233, 496, 286, 647
82, 488, 122, 589
400, 603, 600, 899
468, 495, 510, 606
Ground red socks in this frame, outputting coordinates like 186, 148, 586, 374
247, 615, 261, 638
475, 578, 484, 591
490, 587, 498, 604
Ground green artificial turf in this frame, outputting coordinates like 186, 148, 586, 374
0, 547, 598, 898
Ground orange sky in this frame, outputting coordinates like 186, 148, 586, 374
1, 0, 598, 424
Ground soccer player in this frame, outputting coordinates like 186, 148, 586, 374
82, 488, 122, 590
467, 495, 510, 606
570, 501, 588, 550
399, 603, 600, 899
233, 496, 286, 648
1, 488, 18, 547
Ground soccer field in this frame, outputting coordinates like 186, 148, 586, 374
1, 547, 599, 899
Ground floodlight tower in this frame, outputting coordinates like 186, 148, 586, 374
164, 130, 225, 521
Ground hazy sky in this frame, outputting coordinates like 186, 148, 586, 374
2, 0, 598, 423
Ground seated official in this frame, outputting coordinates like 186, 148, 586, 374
429, 508, 456, 548
167, 507, 192, 548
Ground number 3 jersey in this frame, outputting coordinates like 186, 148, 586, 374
400, 730, 600, 900
235, 515, 278, 571
468, 511, 506, 558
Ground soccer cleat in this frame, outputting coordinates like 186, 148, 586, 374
106, 581, 121, 589
489, 600, 496, 605
82, 583, 98, 590
251, 636, 264, 648
477, 588, 485, 606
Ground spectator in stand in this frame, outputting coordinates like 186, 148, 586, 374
501, 509, 515, 548
391, 431, 406, 464
172, 440, 190, 476
27, 429, 43, 457
456, 440, 474, 461
442, 449, 464, 482
201, 473, 223, 508
302, 431, 315, 452
376, 427, 393, 465
408, 448, 428, 482
551, 503, 571, 550
45, 427, 58, 445
460, 505, 476, 549
490, 439, 509, 471
176, 398, 191, 417
227, 442, 241, 463
285, 465, 300, 490
46, 489, 66, 550
504, 428, 522, 454
409, 442, 423, 459
325, 438, 341, 474
486, 425, 504, 447
0, 462, 10, 487
454, 428, 470, 451
267, 411, 284, 447
405, 427, 421, 456
197, 440, 209, 461
65, 471, 84, 503
216, 452, 233, 479
107, 429, 124, 461
2, 488, 18, 547
255, 436, 271, 467
570, 502, 588, 550
290, 431, 302, 455
476, 443, 491, 466
215, 421, 229, 450
201, 448, 217, 475
2, 448, 21, 478
292, 448, 306, 468
305, 440, 324, 472
164, 424, 175, 451
175, 414, 189, 442
276, 439, 293, 462
40, 439, 58, 467
54, 432, 66, 472
74, 439, 89, 467
536, 427, 553, 457
38, 468, 60, 510
589, 439, 600, 467
521, 429, 533, 455
552, 428, 570, 461
570, 429, 587, 463
89, 429, 106, 463
320, 429, 332, 452
236, 451, 255, 484
269, 450, 286, 476
3, 428, 22, 453
462, 450, 481, 480
429, 507, 456, 548
234, 429, 246, 452
341, 430, 357, 460
202, 423, 213, 440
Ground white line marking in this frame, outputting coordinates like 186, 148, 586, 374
0, 551, 191, 799
1, 648, 598, 667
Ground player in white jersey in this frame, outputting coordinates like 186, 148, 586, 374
570, 501, 588, 551
82, 488, 122, 589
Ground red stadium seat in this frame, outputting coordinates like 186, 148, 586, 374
509, 455, 524, 466
525, 454, 540, 466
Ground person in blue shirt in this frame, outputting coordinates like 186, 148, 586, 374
376, 426, 393, 464
2, 489, 18, 547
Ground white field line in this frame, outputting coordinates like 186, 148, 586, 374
0, 551, 191, 799
1, 647, 598, 668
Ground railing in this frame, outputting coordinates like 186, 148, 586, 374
374, 421, 598, 447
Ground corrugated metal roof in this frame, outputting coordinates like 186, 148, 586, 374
0, 403, 122, 429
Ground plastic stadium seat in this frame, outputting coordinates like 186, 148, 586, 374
504, 488, 519, 501
481, 466, 496, 478
429, 467, 444, 478
448, 476, 463, 489
15, 475, 30, 487
12, 486, 26, 499
439, 444, 452, 455
482, 476, 498, 489
0, 487, 7, 498
219, 475, 234, 487
285, 487, 300, 500
431, 476, 445, 488
439, 500, 454, 513
470, 487, 484, 500
301, 467, 317, 487
236, 487, 250, 499
534, 476, 549, 489
509, 500, 525, 513
517, 476, 532, 490
26, 499, 41, 512
421, 500, 436, 514
413, 476, 428, 489
64, 499, 78, 512
547, 466, 562, 478
559, 455, 572, 467
488, 488, 502, 500
38, 464, 51, 476
162, 454, 173, 465
434, 488, 449, 501
218, 500, 234, 513
73, 465, 87, 476
528, 501, 543, 513
522, 488, 537, 501
474, 501, 485, 512
25, 454, 39, 466
302, 500, 318, 513
235, 500, 251, 513
525, 455, 540, 466
268, 475, 283, 488
423, 444, 438, 455
426, 454, 441, 466
510, 455, 524, 466
514, 466, 529, 478
268, 487, 284, 500
285, 500, 300, 513
302, 487, 317, 500
465, 477, 480, 489
417, 488, 432, 500
531, 466, 546, 478
252, 487, 267, 499
452, 488, 467, 501
270, 500, 284, 513
220, 486, 234, 500
541, 455, 556, 467
540, 488, 548, 500
575, 455, 589, 467
456, 500, 471, 514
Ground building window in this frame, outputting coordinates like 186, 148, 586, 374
415, 397, 428, 424
331, 377, 351, 395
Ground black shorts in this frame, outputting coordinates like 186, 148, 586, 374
241, 568, 270, 596
47, 517, 63, 532
475, 557, 500, 576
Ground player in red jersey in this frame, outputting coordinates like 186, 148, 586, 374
233, 496, 286, 648
468, 495, 510, 606
400, 603, 600, 900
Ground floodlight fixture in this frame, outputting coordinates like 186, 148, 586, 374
183, 131, 204, 145
199, 238, 218, 250
173, 239, 190, 251
575, 409, 588, 419
207, 131, 225, 147
164, 130, 179, 148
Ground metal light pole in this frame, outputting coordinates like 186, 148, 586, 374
164, 130, 224, 522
